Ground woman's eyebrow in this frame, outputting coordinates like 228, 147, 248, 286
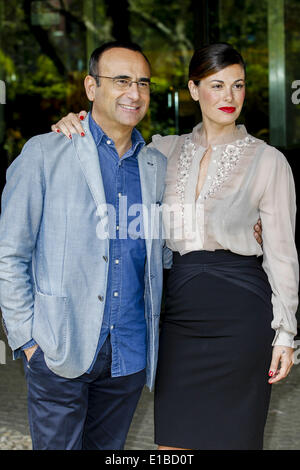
208, 78, 245, 83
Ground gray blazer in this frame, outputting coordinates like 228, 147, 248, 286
0, 115, 167, 390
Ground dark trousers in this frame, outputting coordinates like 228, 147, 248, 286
22, 337, 146, 450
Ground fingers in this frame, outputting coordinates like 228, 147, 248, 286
51, 112, 87, 139
253, 218, 263, 246
79, 110, 87, 120
254, 220, 262, 234
268, 346, 294, 384
268, 350, 280, 383
253, 231, 262, 245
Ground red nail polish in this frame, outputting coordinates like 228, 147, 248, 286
69, 134, 72, 139
81, 132, 85, 137
268, 371, 273, 377
80, 115, 84, 120
56, 129, 60, 133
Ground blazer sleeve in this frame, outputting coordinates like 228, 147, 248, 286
259, 147, 299, 347
0, 136, 45, 353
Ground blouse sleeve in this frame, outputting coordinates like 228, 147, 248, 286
259, 146, 299, 347
147, 134, 178, 158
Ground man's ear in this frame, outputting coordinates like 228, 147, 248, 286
188, 80, 200, 102
84, 75, 97, 102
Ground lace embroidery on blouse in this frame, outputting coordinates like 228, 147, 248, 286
176, 135, 256, 214
176, 136, 196, 215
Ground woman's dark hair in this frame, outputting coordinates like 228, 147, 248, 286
89, 41, 151, 85
189, 43, 246, 85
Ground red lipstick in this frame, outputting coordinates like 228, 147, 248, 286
218, 107, 236, 113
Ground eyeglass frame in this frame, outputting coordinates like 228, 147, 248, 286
91, 75, 156, 92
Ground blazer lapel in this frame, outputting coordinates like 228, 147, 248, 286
138, 147, 157, 261
72, 119, 108, 233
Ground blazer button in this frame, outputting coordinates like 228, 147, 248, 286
103, 256, 108, 262
98, 295, 104, 302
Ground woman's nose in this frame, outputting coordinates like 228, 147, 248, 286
223, 87, 233, 102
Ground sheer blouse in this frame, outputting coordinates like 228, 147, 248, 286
150, 123, 299, 348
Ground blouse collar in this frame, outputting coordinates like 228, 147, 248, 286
191, 122, 248, 148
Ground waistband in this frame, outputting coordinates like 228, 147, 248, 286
173, 250, 261, 265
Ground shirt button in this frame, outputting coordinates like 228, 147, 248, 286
116, 225, 119, 231
110, 325, 114, 330
118, 193, 122, 198
107, 140, 111, 145
115, 259, 120, 264
113, 291, 119, 297
98, 295, 104, 302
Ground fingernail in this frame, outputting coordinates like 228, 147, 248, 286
81, 132, 85, 137
69, 134, 72, 139
268, 371, 274, 377
56, 129, 60, 133
80, 115, 84, 120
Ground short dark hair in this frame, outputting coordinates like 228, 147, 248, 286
89, 41, 151, 85
189, 43, 246, 85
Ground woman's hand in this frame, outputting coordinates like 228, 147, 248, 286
51, 110, 87, 139
268, 345, 294, 384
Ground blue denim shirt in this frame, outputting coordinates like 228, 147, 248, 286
86, 114, 147, 376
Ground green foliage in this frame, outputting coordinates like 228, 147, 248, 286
1, 0, 299, 160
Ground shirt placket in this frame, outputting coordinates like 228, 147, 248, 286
109, 158, 123, 376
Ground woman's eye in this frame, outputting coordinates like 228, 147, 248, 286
212, 84, 222, 89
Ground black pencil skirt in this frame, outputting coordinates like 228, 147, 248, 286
154, 250, 275, 450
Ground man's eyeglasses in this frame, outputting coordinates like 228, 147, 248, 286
92, 75, 156, 93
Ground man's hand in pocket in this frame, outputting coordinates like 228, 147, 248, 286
24, 344, 38, 362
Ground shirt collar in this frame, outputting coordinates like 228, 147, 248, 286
89, 113, 145, 155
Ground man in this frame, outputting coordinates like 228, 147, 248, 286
0, 41, 262, 450
0, 41, 167, 450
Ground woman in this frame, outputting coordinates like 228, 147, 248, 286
51, 43, 298, 450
